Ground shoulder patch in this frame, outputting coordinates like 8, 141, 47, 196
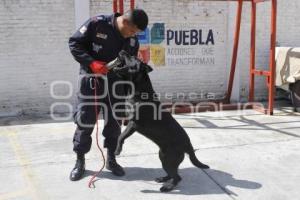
79, 26, 87, 34
91, 15, 105, 22
97, 16, 104, 20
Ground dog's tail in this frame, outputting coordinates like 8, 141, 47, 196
186, 141, 209, 169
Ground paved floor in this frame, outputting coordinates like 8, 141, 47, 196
0, 103, 299, 200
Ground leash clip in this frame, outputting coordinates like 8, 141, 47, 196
89, 77, 95, 90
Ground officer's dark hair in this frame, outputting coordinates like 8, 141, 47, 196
124, 9, 148, 31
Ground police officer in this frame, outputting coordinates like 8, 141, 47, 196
69, 9, 148, 181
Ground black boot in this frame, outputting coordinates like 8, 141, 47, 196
69, 153, 85, 181
106, 150, 125, 176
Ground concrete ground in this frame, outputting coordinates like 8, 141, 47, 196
0, 101, 300, 200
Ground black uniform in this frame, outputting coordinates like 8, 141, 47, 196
69, 13, 139, 155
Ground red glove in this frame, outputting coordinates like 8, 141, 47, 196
90, 60, 108, 74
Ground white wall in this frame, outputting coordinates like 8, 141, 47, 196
0, 0, 76, 115
0, 0, 299, 115
233, 1, 300, 101
91, 0, 229, 101
90, 0, 300, 102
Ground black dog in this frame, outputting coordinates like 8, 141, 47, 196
113, 54, 209, 192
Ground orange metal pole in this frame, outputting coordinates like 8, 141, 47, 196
249, 0, 257, 102
268, 0, 277, 115
113, 0, 118, 13
119, 0, 124, 14
225, 0, 243, 103
130, 0, 135, 10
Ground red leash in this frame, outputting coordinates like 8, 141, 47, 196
88, 77, 106, 188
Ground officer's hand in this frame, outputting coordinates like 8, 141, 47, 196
90, 60, 109, 75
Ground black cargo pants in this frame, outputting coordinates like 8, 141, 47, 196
72, 72, 125, 155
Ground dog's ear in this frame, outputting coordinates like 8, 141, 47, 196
141, 63, 153, 73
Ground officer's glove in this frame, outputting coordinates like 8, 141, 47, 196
90, 60, 109, 75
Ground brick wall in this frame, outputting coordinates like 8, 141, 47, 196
91, 0, 229, 101
0, 0, 299, 115
90, 0, 300, 102
231, 1, 300, 101
0, 0, 76, 115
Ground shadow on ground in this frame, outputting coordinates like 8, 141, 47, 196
84, 167, 262, 196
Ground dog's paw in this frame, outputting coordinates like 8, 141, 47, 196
160, 182, 175, 192
114, 146, 122, 155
